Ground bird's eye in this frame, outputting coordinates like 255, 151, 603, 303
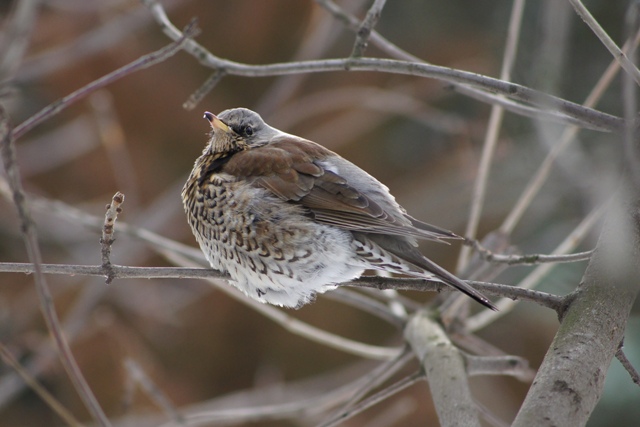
242, 125, 253, 137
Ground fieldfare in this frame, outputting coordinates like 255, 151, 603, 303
182, 108, 495, 310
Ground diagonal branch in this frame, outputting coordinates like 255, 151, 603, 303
144, 0, 624, 134
457, 0, 526, 271
568, 0, 640, 87
350, 0, 387, 58
513, 193, 640, 426
0, 107, 111, 426
405, 310, 480, 426
0, 343, 83, 427
12, 20, 199, 140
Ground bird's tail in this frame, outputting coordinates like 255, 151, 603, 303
408, 253, 497, 311
355, 235, 497, 310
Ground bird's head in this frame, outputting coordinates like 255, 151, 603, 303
204, 108, 281, 155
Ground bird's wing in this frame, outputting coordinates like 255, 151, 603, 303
223, 138, 458, 242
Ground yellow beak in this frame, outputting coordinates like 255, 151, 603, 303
203, 111, 230, 133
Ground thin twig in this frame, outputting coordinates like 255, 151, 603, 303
0, 180, 206, 262
326, 347, 414, 423
100, 192, 124, 283
622, 2, 640, 191
468, 239, 593, 265
568, 0, 640, 87
144, 0, 624, 134
320, 371, 424, 427
452, 84, 607, 130
152, 361, 409, 427
0, 0, 39, 78
350, 0, 387, 58
0, 107, 111, 426
350, 276, 564, 311
16, 1, 182, 83
12, 19, 199, 140
0, 262, 564, 311
468, 204, 605, 332
315, 0, 422, 62
227, 287, 403, 361
457, 0, 526, 271
0, 262, 226, 280
89, 91, 141, 208
183, 69, 226, 111
500, 20, 640, 234
124, 359, 185, 424
615, 345, 640, 386
316, 0, 617, 133
0, 343, 84, 427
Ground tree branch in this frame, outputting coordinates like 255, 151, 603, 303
0, 106, 111, 426
405, 310, 480, 426
12, 20, 199, 140
513, 195, 640, 426
616, 345, 640, 386
0, 262, 564, 311
349, 0, 387, 58
568, 0, 640, 87
100, 192, 125, 283
143, 0, 624, 134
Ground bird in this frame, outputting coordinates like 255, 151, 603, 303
182, 107, 495, 310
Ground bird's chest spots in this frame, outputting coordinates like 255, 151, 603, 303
185, 175, 353, 284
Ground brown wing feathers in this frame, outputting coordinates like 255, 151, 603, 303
223, 139, 457, 242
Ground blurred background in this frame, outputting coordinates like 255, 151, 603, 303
0, 0, 638, 425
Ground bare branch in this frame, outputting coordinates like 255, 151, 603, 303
123, 359, 184, 424
622, 2, 640, 191
100, 192, 124, 283
616, 345, 640, 386
457, 0, 526, 271
0, 0, 39, 79
320, 371, 424, 427
315, 0, 422, 62
12, 20, 199, 140
316, 0, 616, 133
469, 204, 605, 331
0, 262, 224, 280
350, 0, 387, 58
405, 310, 481, 426
0, 262, 564, 311
183, 69, 226, 111
144, 0, 624, 134
568, 0, 640, 87
468, 239, 593, 265
0, 106, 111, 426
513, 195, 640, 426
0, 343, 83, 427
500, 24, 640, 235
350, 276, 564, 311
0, 180, 206, 262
